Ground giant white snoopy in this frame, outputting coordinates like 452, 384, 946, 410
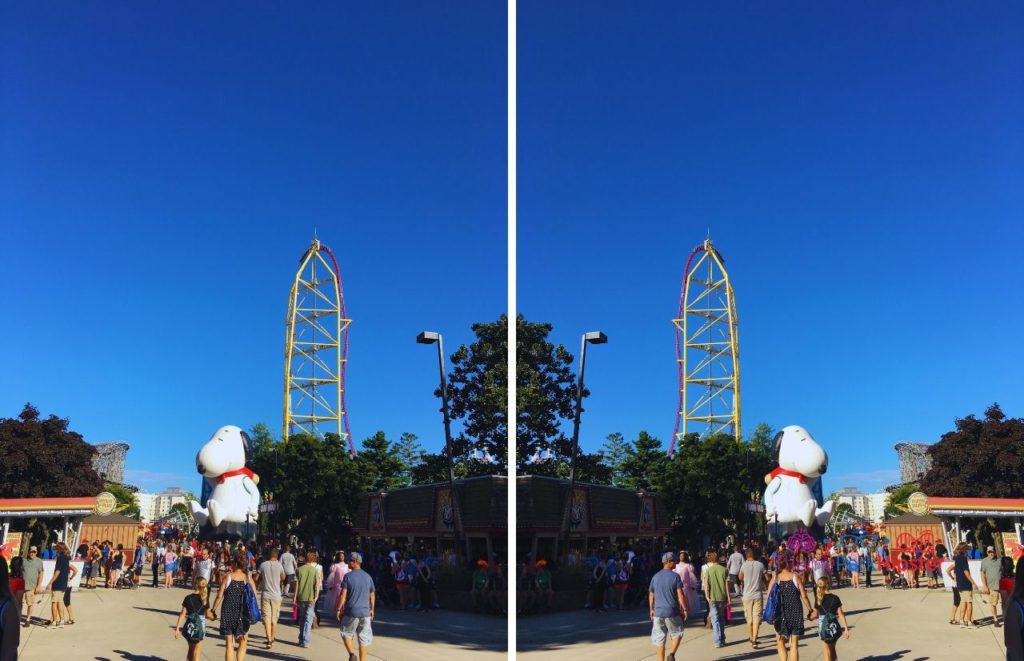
763, 425, 834, 532
190, 425, 260, 538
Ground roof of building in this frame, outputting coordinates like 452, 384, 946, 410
81, 513, 141, 525
352, 475, 507, 533
883, 512, 944, 525
516, 475, 671, 533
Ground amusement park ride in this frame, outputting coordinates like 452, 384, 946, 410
669, 237, 741, 456
282, 238, 354, 454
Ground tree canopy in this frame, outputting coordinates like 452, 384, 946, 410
515, 316, 579, 474
0, 404, 104, 498
884, 482, 921, 518
920, 404, 1023, 498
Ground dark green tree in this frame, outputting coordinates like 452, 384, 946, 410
0, 404, 104, 498
105, 482, 140, 518
516, 316, 579, 475
656, 430, 774, 547
920, 404, 1024, 498
618, 431, 667, 491
249, 432, 365, 547
445, 316, 508, 474
883, 482, 921, 518
357, 431, 408, 491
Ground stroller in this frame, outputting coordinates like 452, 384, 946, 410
887, 564, 909, 589
118, 564, 140, 589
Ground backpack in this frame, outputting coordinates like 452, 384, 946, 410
819, 602, 841, 641
181, 601, 206, 642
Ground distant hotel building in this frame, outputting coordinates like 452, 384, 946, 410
834, 487, 887, 523
137, 487, 191, 523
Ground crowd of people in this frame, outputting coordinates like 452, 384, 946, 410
514, 533, 1024, 661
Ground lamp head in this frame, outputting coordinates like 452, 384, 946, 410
583, 331, 608, 344
416, 331, 440, 344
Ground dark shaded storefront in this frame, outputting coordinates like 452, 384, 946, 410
352, 475, 507, 566
516, 475, 671, 565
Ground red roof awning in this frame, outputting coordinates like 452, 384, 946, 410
0, 497, 98, 512
928, 497, 1024, 511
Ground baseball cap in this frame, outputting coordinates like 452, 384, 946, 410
349, 552, 362, 563
29, 546, 37, 553
987, 546, 995, 552
662, 551, 676, 563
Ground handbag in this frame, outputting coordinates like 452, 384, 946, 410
244, 582, 261, 622
762, 582, 781, 625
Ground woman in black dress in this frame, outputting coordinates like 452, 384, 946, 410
210, 554, 257, 661
766, 553, 815, 661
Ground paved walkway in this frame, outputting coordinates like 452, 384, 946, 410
17, 584, 506, 660
518, 585, 1008, 660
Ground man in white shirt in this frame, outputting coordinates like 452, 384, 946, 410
280, 545, 297, 598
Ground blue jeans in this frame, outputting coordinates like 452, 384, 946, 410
708, 601, 726, 646
297, 600, 315, 646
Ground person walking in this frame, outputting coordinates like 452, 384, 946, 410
727, 545, 745, 598
295, 551, 320, 648
0, 557, 20, 659
279, 545, 297, 598
20, 547, 44, 627
165, 544, 179, 589
335, 552, 376, 661
174, 577, 214, 661
950, 542, 979, 628
648, 551, 688, 661
767, 553, 815, 661
210, 555, 256, 661
45, 543, 76, 628
814, 578, 850, 660
980, 546, 1004, 627
846, 547, 860, 589
327, 552, 350, 621
739, 548, 767, 649
195, 548, 213, 590
703, 551, 729, 648
256, 549, 285, 650
1004, 560, 1024, 661
674, 552, 699, 620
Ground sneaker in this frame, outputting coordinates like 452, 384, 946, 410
960, 621, 967, 628
967, 621, 976, 629
56, 621, 64, 629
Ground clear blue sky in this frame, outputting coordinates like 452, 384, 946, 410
0, 2, 506, 494
519, 2, 1023, 493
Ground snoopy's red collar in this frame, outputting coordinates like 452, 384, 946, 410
770, 467, 808, 483
217, 467, 255, 484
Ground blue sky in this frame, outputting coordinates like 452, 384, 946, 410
0, 2, 505, 494
519, 2, 1024, 493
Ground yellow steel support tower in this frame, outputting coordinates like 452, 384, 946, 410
672, 238, 741, 447
283, 239, 352, 445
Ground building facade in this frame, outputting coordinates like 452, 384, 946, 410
834, 487, 887, 523
137, 487, 190, 523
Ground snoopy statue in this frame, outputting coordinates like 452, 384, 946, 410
763, 425, 834, 536
190, 425, 261, 539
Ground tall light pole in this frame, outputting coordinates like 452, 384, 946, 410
561, 330, 607, 553
416, 331, 462, 542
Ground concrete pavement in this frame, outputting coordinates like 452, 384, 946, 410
518, 584, 1008, 660
16, 584, 506, 660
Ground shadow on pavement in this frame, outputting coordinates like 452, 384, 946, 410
131, 606, 180, 617
857, 652, 922, 661
844, 606, 891, 616
108, 651, 167, 661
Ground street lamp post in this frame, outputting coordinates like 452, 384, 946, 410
417, 331, 462, 543
561, 330, 607, 556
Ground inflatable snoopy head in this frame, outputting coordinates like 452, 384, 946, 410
190, 425, 260, 540
196, 425, 252, 478
763, 425, 833, 534
773, 425, 828, 478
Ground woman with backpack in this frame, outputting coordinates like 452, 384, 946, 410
814, 578, 849, 660
1005, 559, 1024, 661
211, 555, 258, 661
174, 576, 214, 661
765, 552, 815, 661
0, 558, 20, 660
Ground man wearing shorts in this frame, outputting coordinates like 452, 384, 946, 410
738, 548, 767, 649
648, 552, 687, 661
258, 548, 286, 649
21, 547, 44, 627
726, 545, 744, 597
335, 552, 376, 661
280, 545, 297, 598
980, 546, 1003, 627
952, 542, 978, 628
